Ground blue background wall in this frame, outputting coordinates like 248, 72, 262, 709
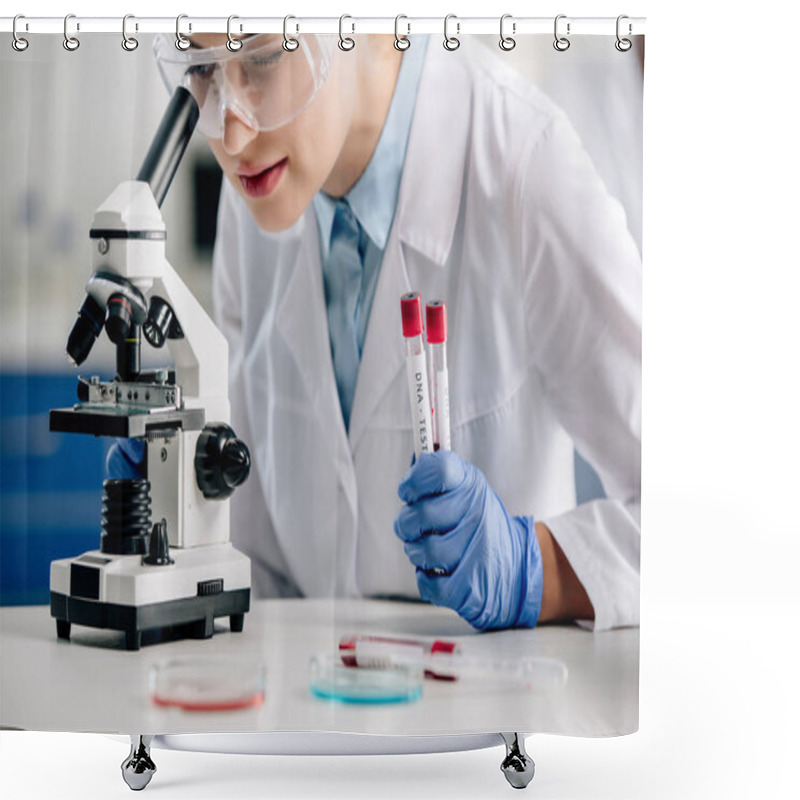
1, 373, 105, 605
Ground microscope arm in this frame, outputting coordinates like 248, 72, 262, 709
80, 87, 228, 419
150, 260, 230, 422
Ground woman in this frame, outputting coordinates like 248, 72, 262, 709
116, 31, 641, 632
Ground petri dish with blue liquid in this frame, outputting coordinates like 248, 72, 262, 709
309, 652, 423, 704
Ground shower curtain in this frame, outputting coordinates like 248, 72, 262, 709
0, 17, 643, 780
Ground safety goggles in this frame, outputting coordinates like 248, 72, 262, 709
153, 34, 334, 138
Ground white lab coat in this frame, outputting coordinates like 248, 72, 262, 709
212, 41, 641, 631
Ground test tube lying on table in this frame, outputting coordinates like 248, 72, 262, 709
339, 635, 568, 690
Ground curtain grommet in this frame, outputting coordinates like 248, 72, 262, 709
394, 14, 410, 51
175, 14, 191, 51
615, 15, 632, 52
444, 14, 460, 51
339, 15, 355, 51
553, 14, 570, 52
63, 14, 80, 51
226, 15, 242, 52
499, 14, 516, 51
122, 14, 139, 51
12, 14, 29, 52
283, 15, 300, 52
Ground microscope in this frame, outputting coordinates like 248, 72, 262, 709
49, 88, 252, 651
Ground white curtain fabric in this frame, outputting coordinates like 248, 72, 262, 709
0, 31, 642, 741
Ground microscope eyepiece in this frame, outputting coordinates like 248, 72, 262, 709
66, 294, 105, 366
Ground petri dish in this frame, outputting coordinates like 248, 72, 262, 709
150, 657, 265, 712
309, 652, 423, 704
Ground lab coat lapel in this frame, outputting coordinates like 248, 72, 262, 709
347, 235, 409, 450
347, 45, 471, 453
274, 211, 358, 519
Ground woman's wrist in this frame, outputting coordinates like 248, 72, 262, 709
535, 521, 595, 624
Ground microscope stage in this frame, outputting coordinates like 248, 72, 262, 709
50, 405, 205, 438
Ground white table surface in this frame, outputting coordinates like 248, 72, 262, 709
1, 599, 638, 737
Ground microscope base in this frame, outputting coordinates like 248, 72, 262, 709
51, 587, 250, 650
49, 543, 252, 649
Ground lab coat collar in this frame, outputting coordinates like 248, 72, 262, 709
346, 231, 411, 452
346, 49, 472, 451
312, 36, 427, 257
393, 45, 471, 267
274, 46, 472, 464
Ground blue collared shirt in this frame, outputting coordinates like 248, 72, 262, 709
314, 37, 428, 426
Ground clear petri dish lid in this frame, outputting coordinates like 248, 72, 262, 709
309, 651, 423, 705
150, 657, 265, 712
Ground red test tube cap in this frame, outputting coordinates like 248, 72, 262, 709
338, 636, 358, 667
401, 292, 424, 338
426, 301, 447, 344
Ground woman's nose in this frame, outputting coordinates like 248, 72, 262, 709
220, 107, 259, 155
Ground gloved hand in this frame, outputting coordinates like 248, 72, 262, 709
393, 450, 543, 631
105, 438, 146, 480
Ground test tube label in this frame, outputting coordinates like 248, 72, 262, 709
406, 351, 433, 456
434, 368, 451, 451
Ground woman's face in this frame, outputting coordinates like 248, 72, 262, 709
190, 34, 357, 232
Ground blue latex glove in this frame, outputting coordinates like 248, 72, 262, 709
105, 438, 146, 480
393, 451, 543, 631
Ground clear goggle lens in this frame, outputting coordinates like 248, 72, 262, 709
153, 34, 333, 138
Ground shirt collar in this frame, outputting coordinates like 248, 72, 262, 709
313, 36, 428, 258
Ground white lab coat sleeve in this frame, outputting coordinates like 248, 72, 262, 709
211, 182, 302, 599
517, 110, 642, 631
212, 180, 244, 363
211, 182, 257, 576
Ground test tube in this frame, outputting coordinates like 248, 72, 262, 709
426, 301, 451, 452
340, 634, 458, 680
339, 634, 568, 688
401, 292, 434, 458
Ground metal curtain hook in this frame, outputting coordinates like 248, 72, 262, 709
122, 14, 139, 51
615, 14, 632, 52
227, 15, 242, 52
175, 14, 190, 51
12, 14, 29, 52
63, 14, 80, 51
553, 14, 570, 52
394, 14, 410, 51
499, 14, 516, 51
443, 14, 460, 51
339, 15, 355, 51
283, 15, 299, 51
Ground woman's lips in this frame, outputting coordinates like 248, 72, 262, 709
238, 158, 288, 198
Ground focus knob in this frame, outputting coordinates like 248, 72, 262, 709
195, 423, 251, 500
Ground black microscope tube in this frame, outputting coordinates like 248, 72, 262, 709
117, 326, 142, 383
136, 87, 199, 208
